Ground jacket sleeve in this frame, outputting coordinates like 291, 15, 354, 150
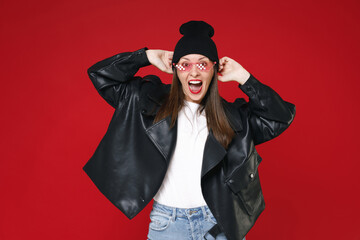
87, 47, 151, 108
238, 74, 296, 145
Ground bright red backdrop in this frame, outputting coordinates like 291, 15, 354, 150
1, 0, 359, 239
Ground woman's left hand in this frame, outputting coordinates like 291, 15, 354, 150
217, 57, 250, 85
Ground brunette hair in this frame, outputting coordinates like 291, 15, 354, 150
154, 66, 235, 149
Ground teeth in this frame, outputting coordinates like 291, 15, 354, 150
189, 80, 202, 84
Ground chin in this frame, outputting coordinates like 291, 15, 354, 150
188, 94, 204, 103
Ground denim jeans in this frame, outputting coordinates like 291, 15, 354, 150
147, 201, 246, 240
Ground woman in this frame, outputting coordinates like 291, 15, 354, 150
83, 21, 295, 240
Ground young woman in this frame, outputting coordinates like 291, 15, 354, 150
83, 21, 295, 240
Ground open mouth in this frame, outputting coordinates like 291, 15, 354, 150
188, 80, 203, 94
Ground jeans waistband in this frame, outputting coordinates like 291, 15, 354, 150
152, 200, 214, 221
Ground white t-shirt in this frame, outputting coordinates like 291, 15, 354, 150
153, 101, 208, 208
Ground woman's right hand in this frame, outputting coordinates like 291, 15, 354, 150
146, 49, 173, 74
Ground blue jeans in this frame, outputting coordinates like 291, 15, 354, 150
147, 201, 246, 240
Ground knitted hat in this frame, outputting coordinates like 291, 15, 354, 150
172, 21, 218, 64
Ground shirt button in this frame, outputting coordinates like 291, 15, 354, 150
249, 173, 255, 179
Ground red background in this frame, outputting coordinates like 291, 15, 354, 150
1, 0, 359, 239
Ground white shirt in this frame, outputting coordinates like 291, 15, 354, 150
153, 101, 208, 208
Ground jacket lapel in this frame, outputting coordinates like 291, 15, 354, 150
141, 84, 177, 165
201, 130, 227, 178
145, 116, 177, 165
201, 100, 245, 177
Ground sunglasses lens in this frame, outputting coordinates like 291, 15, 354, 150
197, 62, 214, 71
178, 63, 191, 71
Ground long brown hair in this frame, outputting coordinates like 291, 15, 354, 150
154, 66, 235, 148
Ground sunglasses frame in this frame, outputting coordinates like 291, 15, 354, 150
172, 61, 217, 72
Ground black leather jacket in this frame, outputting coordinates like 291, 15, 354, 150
83, 48, 296, 240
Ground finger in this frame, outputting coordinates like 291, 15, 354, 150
219, 56, 229, 63
167, 51, 174, 60
219, 58, 225, 66
219, 57, 229, 68
218, 65, 224, 72
167, 60, 172, 69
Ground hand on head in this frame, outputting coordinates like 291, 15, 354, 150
146, 49, 174, 74
218, 57, 250, 85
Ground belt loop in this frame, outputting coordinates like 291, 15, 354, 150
201, 206, 207, 220
172, 207, 176, 221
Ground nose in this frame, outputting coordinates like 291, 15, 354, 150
189, 64, 200, 77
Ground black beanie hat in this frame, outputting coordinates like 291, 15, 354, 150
172, 21, 218, 65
